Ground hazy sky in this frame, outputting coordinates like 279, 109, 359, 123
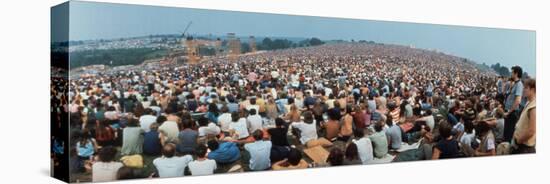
57, 1, 536, 75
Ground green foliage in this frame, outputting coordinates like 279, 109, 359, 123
490, 62, 511, 77
69, 48, 168, 68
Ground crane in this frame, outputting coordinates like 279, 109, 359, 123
180, 21, 193, 39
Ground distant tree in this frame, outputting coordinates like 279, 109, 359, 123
309, 37, 324, 46
240, 43, 250, 53
262, 38, 273, 50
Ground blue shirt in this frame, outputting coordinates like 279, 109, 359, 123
227, 103, 239, 113
143, 131, 162, 155
505, 80, 523, 111
208, 142, 241, 164
244, 140, 272, 171
386, 125, 402, 150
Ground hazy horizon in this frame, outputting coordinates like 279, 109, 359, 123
53, 1, 536, 75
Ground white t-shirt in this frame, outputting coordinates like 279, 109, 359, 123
153, 155, 193, 178
247, 115, 263, 133
159, 121, 179, 143
198, 123, 221, 137
217, 113, 232, 132
229, 118, 249, 139
291, 121, 318, 144
245, 104, 260, 114
460, 130, 476, 147
188, 159, 217, 176
139, 115, 157, 132
353, 137, 374, 164
92, 162, 124, 182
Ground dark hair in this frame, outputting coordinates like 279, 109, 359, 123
252, 129, 263, 141
374, 121, 384, 132
98, 146, 118, 162
181, 118, 193, 129
439, 121, 452, 139
195, 144, 208, 158
127, 118, 139, 127
144, 108, 154, 115
327, 108, 341, 121
327, 148, 344, 166
345, 104, 353, 114
287, 148, 302, 166
156, 115, 167, 125
231, 112, 240, 122
353, 128, 364, 139
249, 108, 257, 115
221, 105, 229, 113
464, 119, 474, 134
208, 103, 220, 116
345, 143, 359, 161
303, 111, 314, 124
511, 66, 523, 78
198, 116, 209, 127
117, 166, 137, 180
475, 120, 492, 134
425, 109, 432, 116
207, 139, 219, 151
275, 118, 286, 127
162, 144, 176, 158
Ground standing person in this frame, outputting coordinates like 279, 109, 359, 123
153, 144, 193, 178
512, 79, 536, 154
92, 146, 124, 182
244, 130, 272, 171
503, 66, 524, 142
188, 144, 217, 176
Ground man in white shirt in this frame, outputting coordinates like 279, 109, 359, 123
197, 117, 221, 137
352, 129, 374, 164
247, 109, 263, 134
139, 108, 157, 132
158, 120, 179, 143
188, 144, 217, 176
153, 144, 193, 178
290, 112, 318, 145
229, 112, 249, 139
217, 109, 233, 133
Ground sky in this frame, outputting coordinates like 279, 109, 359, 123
55, 1, 536, 75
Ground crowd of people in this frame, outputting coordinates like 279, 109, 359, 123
59, 43, 536, 182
